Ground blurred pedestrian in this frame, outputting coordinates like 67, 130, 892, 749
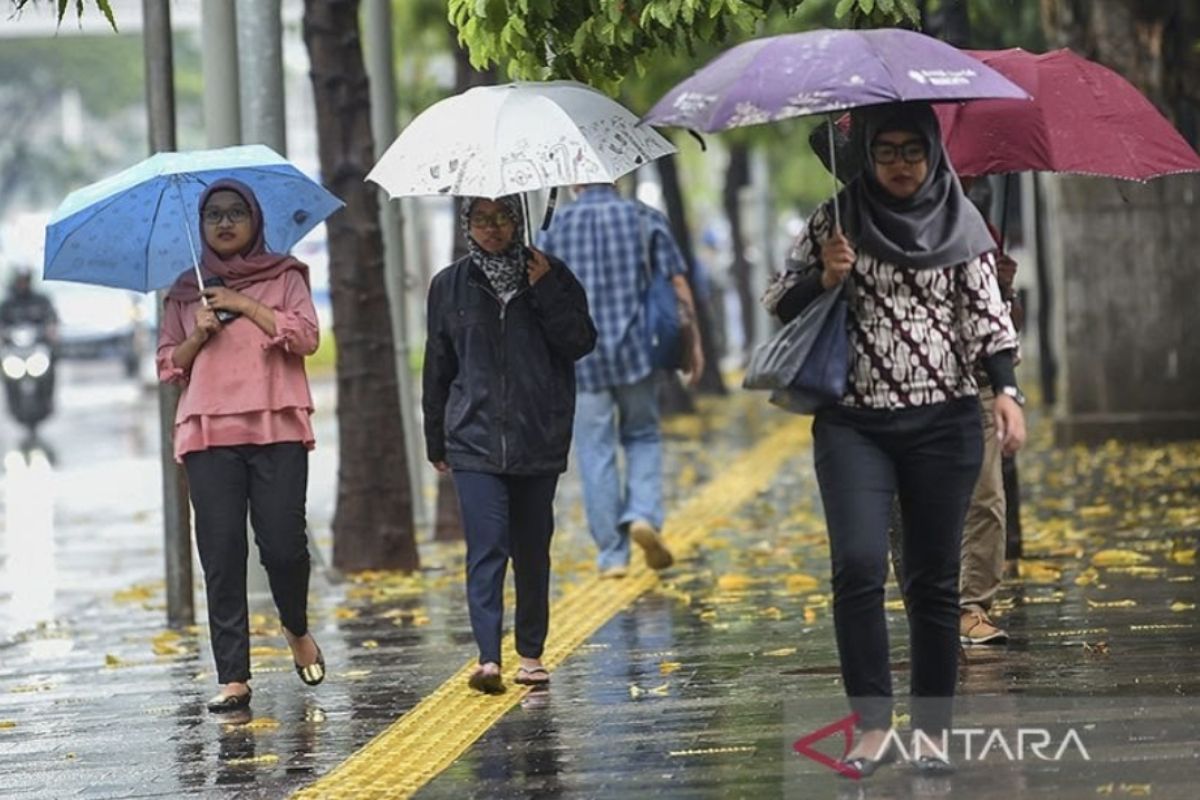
958, 177, 1025, 646
763, 103, 1025, 775
424, 195, 596, 693
538, 183, 703, 578
157, 179, 324, 713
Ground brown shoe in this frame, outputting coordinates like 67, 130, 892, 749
629, 519, 673, 570
960, 609, 1008, 645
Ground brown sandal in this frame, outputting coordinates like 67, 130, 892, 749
514, 666, 550, 687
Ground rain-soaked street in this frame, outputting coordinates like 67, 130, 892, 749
1, 365, 1198, 799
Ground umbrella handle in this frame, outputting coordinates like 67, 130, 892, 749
828, 113, 842, 232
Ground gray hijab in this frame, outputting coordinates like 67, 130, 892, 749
462, 195, 527, 297
840, 103, 995, 270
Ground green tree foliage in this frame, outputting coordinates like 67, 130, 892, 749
9, 0, 117, 30
448, 0, 919, 90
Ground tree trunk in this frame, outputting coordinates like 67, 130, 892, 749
722, 142, 755, 362
657, 153, 726, 397
302, 0, 419, 571
1039, 0, 1200, 442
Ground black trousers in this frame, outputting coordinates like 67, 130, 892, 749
452, 471, 559, 666
183, 442, 310, 684
813, 397, 983, 733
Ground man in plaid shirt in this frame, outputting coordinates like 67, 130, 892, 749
539, 183, 703, 577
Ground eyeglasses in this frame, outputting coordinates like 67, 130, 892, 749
468, 212, 516, 229
871, 140, 928, 166
202, 207, 251, 225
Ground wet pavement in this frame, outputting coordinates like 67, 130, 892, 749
0, 364, 1197, 799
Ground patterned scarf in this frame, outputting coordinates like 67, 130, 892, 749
461, 195, 527, 298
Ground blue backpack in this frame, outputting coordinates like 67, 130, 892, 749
641, 225, 685, 371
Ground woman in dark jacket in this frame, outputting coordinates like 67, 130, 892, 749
424, 194, 597, 693
764, 103, 1026, 775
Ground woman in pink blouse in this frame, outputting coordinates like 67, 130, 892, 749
764, 104, 1026, 776
157, 179, 324, 713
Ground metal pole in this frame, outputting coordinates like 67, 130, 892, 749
235, 0, 287, 154
143, 0, 194, 628
364, 0, 427, 531
202, 0, 241, 148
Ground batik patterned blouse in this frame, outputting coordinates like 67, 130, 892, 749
762, 203, 1017, 410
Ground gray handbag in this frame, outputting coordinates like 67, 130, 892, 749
743, 283, 850, 414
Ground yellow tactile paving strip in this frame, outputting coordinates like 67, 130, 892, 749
292, 416, 811, 800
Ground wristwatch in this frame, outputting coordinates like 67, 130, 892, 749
998, 385, 1026, 407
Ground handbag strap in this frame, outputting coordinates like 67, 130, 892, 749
638, 207, 659, 292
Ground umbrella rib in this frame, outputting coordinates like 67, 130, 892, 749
143, 183, 174, 291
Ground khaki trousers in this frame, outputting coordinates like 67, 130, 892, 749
960, 388, 1006, 612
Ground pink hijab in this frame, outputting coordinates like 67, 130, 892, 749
166, 178, 308, 302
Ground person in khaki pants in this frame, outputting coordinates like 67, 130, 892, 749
960, 177, 1024, 644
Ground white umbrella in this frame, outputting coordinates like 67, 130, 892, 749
366, 80, 677, 200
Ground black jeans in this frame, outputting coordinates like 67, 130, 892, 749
813, 397, 983, 734
183, 442, 310, 684
452, 471, 559, 666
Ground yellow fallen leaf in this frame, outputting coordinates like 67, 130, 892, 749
1079, 504, 1113, 519
0, 720, 15, 729
648, 683, 670, 696
224, 754, 279, 766
1092, 550, 1151, 567
1086, 599, 1137, 609
249, 646, 290, 658
760, 607, 783, 620
361, 640, 379, 649
717, 574, 753, 591
1105, 566, 1166, 578
659, 661, 682, 675
1019, 562, 1063, 584
113, 583, 159, 604
104, 654, 123, 667
1074, 568, 1101, 586
239, 717, 281, 732
763, 647, 796, 657
884, 599, 906, 612
784, 574, 820, 594
1169, 601, 1196, 613
629, 683, 644, 699
1171, 549, 1196, 566
333, 607, 359, 620
803, 607, 818, 623
698, 610, 718, 622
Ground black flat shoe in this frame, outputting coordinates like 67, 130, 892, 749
295, 646, 325, 687
837, 743, 898, 779
206, 687, 252, 713
910, 755, 956, 775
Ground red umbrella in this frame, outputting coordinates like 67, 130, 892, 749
935, 47, 1200, 180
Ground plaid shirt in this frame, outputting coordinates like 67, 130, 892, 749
537, 186, 686, 391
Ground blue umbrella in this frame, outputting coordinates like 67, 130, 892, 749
43, 144, 343, 292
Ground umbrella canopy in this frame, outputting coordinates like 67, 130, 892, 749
934, 48, 1200, 180
642, 28, 1028, 133
367, 80, 677, 199
44, 145, 343, 292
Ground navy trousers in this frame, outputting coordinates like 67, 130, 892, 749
452, 471, 559, 666
184, 442, 310, 684
813, 397, 983, 734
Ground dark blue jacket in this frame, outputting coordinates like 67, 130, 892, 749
423, 254, 597, 475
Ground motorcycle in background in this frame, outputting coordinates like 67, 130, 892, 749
2, 323, 55, 435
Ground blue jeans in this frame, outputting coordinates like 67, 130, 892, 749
572, 374, 664, 570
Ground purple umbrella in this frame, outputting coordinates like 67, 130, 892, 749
644, 28, 1029, 132
643, 28, 1028, 228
